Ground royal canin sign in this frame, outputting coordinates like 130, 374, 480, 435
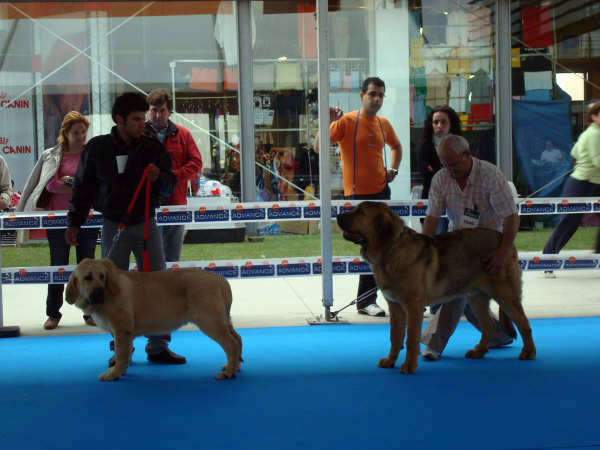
1, 137, 32, 155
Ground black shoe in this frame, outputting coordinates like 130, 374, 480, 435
147, 348, 187, 365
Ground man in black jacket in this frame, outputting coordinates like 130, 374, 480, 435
65, 92, 185, 365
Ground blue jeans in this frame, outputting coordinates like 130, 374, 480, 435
160, 225, 186, 262
46, 227, 98, 319
436, 217, 449, 234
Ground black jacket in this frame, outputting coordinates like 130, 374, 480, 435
420, 139, 441, 199
67, 127, 176, 227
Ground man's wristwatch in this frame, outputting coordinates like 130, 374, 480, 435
389, 168, 398, 175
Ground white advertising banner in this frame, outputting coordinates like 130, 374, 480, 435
0, 72, 37, 193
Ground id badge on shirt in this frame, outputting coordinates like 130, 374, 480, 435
460, 207, 480, 229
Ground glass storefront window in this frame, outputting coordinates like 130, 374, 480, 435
409, 0, 497, 197
252, 1, 411, 203
3, 0, 599, 211
252, 2, 319, 203
0, 1, 239, 196
510, 0, 600, 203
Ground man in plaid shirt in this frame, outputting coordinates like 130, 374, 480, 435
420, 134, 520, 361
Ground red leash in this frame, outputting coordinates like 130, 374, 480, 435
118, 165, 152, 272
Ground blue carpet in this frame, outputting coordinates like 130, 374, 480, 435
1, 317, 600, 450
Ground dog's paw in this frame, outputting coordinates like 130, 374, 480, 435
98, 369, 121, 381
519, 348, 536, 360
215, 370, 236, 380
222, 362, 242, 373
378, 357, 396, 369
399, 362, 417, 374
465, 349, 486, 359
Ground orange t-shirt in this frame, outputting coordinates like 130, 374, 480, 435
330, 111, 400, 196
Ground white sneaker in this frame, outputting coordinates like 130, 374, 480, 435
358, 303, 386, 317
421, 346, 440, 361
543, 270, 556, 279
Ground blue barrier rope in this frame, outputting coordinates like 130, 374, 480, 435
2, 251, 599, 284
2, 197, 600, 229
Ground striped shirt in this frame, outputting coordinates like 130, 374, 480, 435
428, 157, 517, 232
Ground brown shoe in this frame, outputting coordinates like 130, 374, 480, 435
84, 316, 97, 326
43, 317, 60, 330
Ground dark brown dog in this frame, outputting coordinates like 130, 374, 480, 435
66, 259, 243, 381
337, 201, 535, 374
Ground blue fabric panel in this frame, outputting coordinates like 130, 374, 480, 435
512, 93, 573, 197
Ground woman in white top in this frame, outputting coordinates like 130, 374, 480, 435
18, 112, 99, 330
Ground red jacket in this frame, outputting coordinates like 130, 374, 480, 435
145, 121, 202, 205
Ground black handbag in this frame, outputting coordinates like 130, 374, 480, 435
36, 188, 52, 209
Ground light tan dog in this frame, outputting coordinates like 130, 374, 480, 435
337, 201, 536, 374
66, 258, 242, 381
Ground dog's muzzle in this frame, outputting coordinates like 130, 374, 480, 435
342, 230, 365, 245
337, 215, 365, 244
88, 287, 105, 305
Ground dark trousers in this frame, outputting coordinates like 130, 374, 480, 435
345, 185, 390, 309
543, 176, 600, 254
46, 227, 99, 319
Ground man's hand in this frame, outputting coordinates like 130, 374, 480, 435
0, 198, 8, 210
482, 248, 507, 275
385, 169, 398, 182
483, 213, 519, 274
65, 226, 80, 246
329, 106, 343, 122
314, 106, 344, 154
421, 216, 440, 238
146, 164, 160, 182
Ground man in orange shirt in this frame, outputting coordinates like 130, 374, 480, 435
315, 77, 402, 316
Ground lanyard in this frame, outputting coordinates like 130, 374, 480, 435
351, 110, 387, 197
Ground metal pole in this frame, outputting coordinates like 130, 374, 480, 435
495, 0, 512, 180
171, 61, 177, 114
316, 0, 334, 318
33, 23, 44, 157
237, 0, 257, 235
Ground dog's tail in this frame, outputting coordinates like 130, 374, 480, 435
222, 279, 244, 363
222, 279, 233, 316
499, 308, 517, 339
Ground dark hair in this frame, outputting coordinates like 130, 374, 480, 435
586, 101, 600, 126
147, 88, 172, 112
422, 105, 462, 145
361, 77, 385, 93
111, 92, 148, 123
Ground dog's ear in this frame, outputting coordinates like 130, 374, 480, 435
101, 259, 120, 297
65, 273, 78, 304
374, 209, 395, 243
